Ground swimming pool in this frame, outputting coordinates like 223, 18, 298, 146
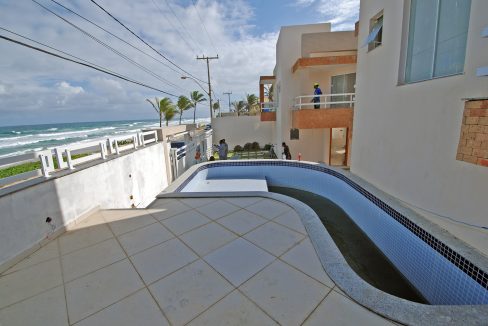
172, 160, 488, 305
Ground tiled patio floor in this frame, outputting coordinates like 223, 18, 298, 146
0, 197, 395, 326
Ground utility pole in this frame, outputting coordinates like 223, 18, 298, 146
196, 55, 218, 118
223, 91, 232, 113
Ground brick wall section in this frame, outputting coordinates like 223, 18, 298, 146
456, 100, 488, 167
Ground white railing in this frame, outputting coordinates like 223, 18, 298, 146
260, 102, 277, 112
0, 130, 159, 188
169, 129, 213, 180
293, 93, 355, 110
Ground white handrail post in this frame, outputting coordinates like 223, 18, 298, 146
54, 147, 65, 169
39, 154, 50, 177
153, 131, 158, 142
133, 136, 138, 149
107, 138, 114, 154
100, 142, 107, 160
65, 149, 74, 170
114, 139, 120, 155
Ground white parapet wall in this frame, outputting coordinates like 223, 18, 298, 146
0, 142, 168, 271
211, 115, 275, 149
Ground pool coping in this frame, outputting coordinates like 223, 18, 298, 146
158, 160, 488, 325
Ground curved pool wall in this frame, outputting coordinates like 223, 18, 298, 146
176, 161, 488, 306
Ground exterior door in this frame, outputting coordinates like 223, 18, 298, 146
329, 127, 348, 166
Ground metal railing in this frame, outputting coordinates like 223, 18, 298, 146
260, 102, 277, 112
294, 93, 355, 110
0, 130, 158, 188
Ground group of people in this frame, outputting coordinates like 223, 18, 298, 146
215, 139, 228, 160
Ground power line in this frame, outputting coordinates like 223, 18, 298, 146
0, 34, 178, 97
47, 0, 191, 88
151, 0, 198, 55
32, 0, 184, 92
191, 0, 218, 55
89, 0, 207, 84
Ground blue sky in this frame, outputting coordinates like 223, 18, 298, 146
0, 0, 359, 126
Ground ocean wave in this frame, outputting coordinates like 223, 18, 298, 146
11, 131, 21, 134
47, 128, 58, 131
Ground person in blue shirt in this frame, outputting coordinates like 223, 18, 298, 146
313, 82, 322, 109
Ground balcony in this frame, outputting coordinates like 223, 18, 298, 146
292, 94, 354, 129
260, 102, 277, 121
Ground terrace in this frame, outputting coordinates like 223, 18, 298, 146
0, 195, 393, 326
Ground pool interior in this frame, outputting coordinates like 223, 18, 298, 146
269, 186, 428, 304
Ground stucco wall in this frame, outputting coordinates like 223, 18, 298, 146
211, 115, 274, 149
352, 0, 488, 252
0, 143, 168, 270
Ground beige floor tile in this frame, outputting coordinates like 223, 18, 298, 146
65, 259, 144, 324
273, 209, 307, 234
281, 238, 334, 288
245, 199, 291, 219
3, 240, 59, 275
196, 199, 240, 220
149, 200, 192, 220
303, 291, 394, 326
205, 238, 274, 287
217, 209, 267, 235
244, 222, 304, 256
108, 213, 157, 236
61, 238, 126, 282
69, 212, 106, 231
0, 286, 68, 326
131, 238, 197, 284
179, 198, 218, 208
240, 260, 327, 326
59, 224, 113, 255
118, 223, 174, 256
101, 209, 151, 222
180, 223, 237, 256
161, 210, 210, 236
224, 197, 263, 208
74, 289, 168, 326
149, 259, 233, 325
187, 290, 277, 326
0, 259, 62, 309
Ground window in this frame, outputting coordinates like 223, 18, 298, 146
290, 128, 299, 140
365, 12, 383, 51
405, 0, 471, 83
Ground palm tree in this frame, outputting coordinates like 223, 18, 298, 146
177, 95, 191, 125
159, 97, 176, 126
189, 90, 207, 123
232, 100, 246, 116
213, 101, 220, 117
245, 94, 258, 114
146, 97, 164, 127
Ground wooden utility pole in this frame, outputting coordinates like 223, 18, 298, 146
223, 91, 232, 113
196, 55, 218, 118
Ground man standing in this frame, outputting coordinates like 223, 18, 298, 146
313, 82, 322, 109
282, 142, 291, 160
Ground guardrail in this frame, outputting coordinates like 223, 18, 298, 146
0, 130, 158, 188
294, 93, 355, 109
260, 102, 277, 112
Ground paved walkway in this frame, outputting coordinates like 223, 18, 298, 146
0, 197, 395, 325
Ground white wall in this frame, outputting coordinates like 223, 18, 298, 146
212, 115, 274, 149
0, 143, 168, 270
352, 0, 488, 251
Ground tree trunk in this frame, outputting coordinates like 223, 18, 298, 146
159, 112, 162, 127
193, 106, 196, 123
179, 112, 182, 125
166, 120, 169, 126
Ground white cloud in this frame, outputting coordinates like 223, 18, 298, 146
57, 81, 84, 95
290, 0, 359, 30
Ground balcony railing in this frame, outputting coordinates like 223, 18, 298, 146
293, 93, 355, 110
260, 102, 277, 112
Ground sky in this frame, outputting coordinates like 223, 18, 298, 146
0, 0, 359, 126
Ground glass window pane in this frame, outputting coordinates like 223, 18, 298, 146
405, 0, 438, 83
433, 0, 471, 77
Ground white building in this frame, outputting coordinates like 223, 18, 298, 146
352, 0, 488, 253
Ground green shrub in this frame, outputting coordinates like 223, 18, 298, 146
263, 144, 271, 151
243, 142, 253, 151
251, 142, 260, 150
234, 145, 243, 152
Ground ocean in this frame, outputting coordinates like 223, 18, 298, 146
0, 118, 210, 158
